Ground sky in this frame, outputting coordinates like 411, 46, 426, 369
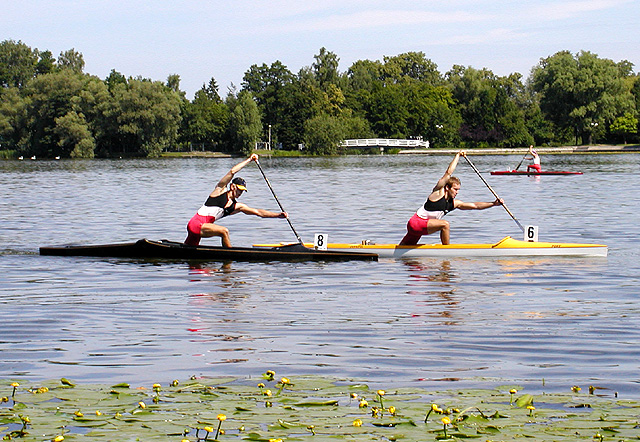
3, 0, 639, 99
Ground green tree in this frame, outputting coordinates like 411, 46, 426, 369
105, 69, 127, 93
303, 113, 344, 155
0, 86, 29, 149
531, 50, 635, 145
180, 82, 229, 150
22, 70, 88, 157
57, 49, 85, 73
225, 89, 261, 154
363, 81, 412, 138
609, 112, 638, 144
0, 39, 38, 88
242, 61, 294, 148
446, 66, 532, 147
404, 82, 461, 147
312, 47, 340, 89
54, 110, 95, 158
35, 50, 56, 76
102, 79, 182, 156
382, 52, 442, 85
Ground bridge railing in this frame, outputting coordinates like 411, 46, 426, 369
340, 138, 430, 148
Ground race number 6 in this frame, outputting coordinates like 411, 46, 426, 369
525, 225, 539, 242
314, 233, 328, 250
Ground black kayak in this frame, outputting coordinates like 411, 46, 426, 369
39, 239, 378, 262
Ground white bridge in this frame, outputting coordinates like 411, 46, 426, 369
340, 138, 430, 149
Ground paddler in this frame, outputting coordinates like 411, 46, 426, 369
399, 151, 503, 245
184, 154, 288, 247
525, 145, 541, 173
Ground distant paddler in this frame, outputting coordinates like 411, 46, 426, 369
525, 145, 541, 173
184, 154, 288, 247
399, 151, 503, 245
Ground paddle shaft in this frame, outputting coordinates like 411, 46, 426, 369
514, 152, 528, 171
462, 155, 525, 232
255, 160, 304, 245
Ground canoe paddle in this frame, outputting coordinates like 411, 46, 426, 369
255, 159, 305, 246
514, 152, 528, 171
462, 155, 525, 233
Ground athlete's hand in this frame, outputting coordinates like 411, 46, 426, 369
249, 153, 259, 162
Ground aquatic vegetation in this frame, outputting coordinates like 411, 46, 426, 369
1, 376, 639, 441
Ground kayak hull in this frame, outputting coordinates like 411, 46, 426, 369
40, 239, 378, 262
254, 236, 607, 258
491, 170, 583, 176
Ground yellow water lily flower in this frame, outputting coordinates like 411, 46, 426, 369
377, 389, 385, 396
359, 398, 368, 408
153, 383, 162, 391
264, 389, 273, 397
53, 436, 64, 442
257, 383, 265, 388
74, 410, 83, 418
138, 401, 146, 409
509, 388, 517, 394
442, 416, 451, 425
353, 418, 363, 427
571, 385, 581, 393
217, 414, 227, 421
11, 382, 19, 387
388, 406, 396, 415
95, 410, 102, 416
280, 377, 290, 385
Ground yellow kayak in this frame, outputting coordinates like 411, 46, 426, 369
254, 236, 607, 258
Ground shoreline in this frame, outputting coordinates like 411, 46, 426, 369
161, 144, 640, 158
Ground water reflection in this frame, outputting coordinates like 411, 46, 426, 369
403, 259, 461, 325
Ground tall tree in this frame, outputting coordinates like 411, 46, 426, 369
100, 79, 182, 156
312, 47, 340, 89
57, 49, 85, 73
0, 39, 38, 88
446, 66, 532, 147
225, 89, 261, 154
242, 61, 294, 148
531, 50, 635, 145
382, 52, 441, 85
180, 83, 229, 149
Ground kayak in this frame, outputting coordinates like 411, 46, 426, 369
39, 239, 378, 262
490, 170, 583, 176
253, 236, 607, 258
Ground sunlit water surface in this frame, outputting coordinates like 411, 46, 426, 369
1, 154, 639, 396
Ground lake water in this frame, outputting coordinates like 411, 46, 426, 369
1, 153, 639, 397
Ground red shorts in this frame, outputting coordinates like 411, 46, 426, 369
185, 213, 215, 246
400, 213, 431, 245
527, 164, 542, 172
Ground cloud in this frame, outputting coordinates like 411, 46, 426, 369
528, 0, 634, 20
261, 8, 490, 34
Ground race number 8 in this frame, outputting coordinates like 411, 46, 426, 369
314, 233, 328, 250
525, 225, 539, 242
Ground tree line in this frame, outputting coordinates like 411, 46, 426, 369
1, 40, 638, 158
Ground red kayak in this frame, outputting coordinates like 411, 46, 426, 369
490, 170, 583, 176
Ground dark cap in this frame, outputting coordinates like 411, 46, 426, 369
231, 177, 247, 191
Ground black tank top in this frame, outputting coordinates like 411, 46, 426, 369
424, 196, 454, 214
204, 192, 237, 218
